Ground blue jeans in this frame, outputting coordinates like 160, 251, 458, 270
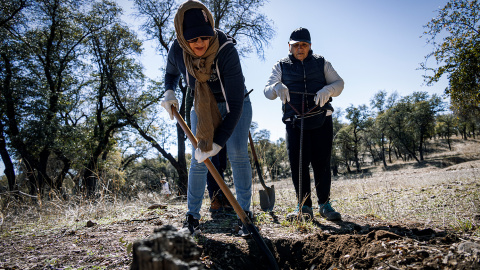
187, 98, 253, 219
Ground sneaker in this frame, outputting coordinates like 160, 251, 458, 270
286, 205, 314, 221
209, 196, 223, 212
319, 202, 341, 221
237, 211, 254, 238
179, 214, 201, 235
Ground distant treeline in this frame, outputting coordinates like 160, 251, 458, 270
1, 0, 479, 200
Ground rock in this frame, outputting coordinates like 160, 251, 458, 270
458, 241, 480, 254
148, 204, 167, 210
367, 230, 401, 240
412, 228, 435, 236
131, 225, 205, 270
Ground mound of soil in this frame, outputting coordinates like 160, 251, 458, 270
196, 212, 480, 270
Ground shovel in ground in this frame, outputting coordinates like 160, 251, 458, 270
171, 106, 279, 270
248, 131, 275, 212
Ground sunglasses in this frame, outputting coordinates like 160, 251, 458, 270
187, 36, 211, 43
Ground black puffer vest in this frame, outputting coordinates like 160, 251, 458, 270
280, 50, 327, 121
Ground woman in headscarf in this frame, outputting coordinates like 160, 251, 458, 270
161, 0, 253, 237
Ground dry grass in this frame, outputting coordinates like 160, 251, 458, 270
1, 138, 479, 237
0, 138, 479, 270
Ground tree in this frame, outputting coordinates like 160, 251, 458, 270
370, 90, 389, 168
0, 0, 131, 197
421, 0, 480, 111
362, 117, 380, 166
408, 92, 444, 160
132, 0, 191, 194
1, 0, 92, 194
84, 11, 139, 196
334, 126, 354, 174
330, 108, 345, 176
381, 101, 419, 162
1, 0, 32, 192
380, 92, 443, 163
435, 113, 457, 150
0, 0, 28, 29
345, 104, 369, 172
204, 0, 275, 59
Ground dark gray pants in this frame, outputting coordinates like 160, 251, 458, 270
286, 116, 333, 208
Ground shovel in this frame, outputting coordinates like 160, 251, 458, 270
171, 106, 279, 270
248, 132, 275, 212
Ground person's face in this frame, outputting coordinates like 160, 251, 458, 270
289, 42, 311, 61
187, 36, 211, 57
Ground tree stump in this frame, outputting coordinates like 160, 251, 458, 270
131, 225, 205, 270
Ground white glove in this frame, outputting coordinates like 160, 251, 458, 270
314, 88, 331, 107
274, 82, 290, 104
160, 90, 179, 120
195, 143, 222, 163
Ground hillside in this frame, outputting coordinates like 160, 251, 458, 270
1, 138, 479, 269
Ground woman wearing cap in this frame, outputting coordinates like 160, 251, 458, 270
160, 0, 252, 237
264, 27, 344, 222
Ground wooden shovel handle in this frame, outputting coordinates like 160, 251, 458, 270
248, 132, 269, 190
171, 106, 250, 224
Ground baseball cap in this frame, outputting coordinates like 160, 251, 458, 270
289, 27, 311, 44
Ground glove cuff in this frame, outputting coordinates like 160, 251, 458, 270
164, 90, 176, 100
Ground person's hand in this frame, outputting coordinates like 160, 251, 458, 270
314, 88, 331, 107
160, 90, 179, 120
195, 143, 222, 163
274, 82, 290, 104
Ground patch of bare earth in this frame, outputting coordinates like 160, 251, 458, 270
1, 138, 479, 269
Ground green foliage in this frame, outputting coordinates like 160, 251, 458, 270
379, 92, 444, 162
421, 0, 480, 110
119, 236, 133, 254
250, 124, 289, 181
0, 0, 162, 196
345, 104, 370, 171
436, 114, 457, 138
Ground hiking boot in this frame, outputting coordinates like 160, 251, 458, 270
319, 202, 341, 221
220, 194, 234, 212
286, 205, 314, 221
236, 211, 254, 238
209, 195, 223, 212
179, 214, 201, 235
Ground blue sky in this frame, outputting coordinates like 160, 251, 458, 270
126, 0, 450, 141
0, 0, 450, 176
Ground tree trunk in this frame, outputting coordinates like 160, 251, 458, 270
83, 158, 98, 198
419, 136, 424, 161
381, 133, 387, 168
175, 86, 188, 195
175, 83, 189, 195
0, 121, 16, 191
175, 123, 188, 195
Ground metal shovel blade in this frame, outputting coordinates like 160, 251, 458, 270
259, 185, 275, 212
249, 131, 276, 212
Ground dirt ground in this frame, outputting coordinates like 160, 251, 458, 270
1, 139, 480, 269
